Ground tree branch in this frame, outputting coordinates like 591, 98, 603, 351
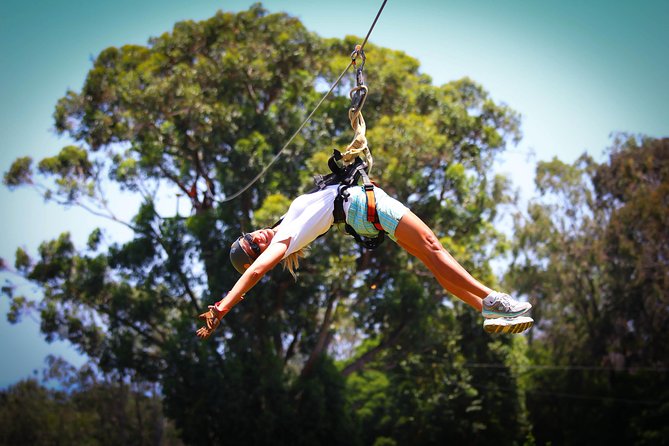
111, 312, 167, 348
156, 164, 192, 199
284, 329, 300, 365
300, 290, 339, 378
146, 212, 203, 316
341, 320, 408, 377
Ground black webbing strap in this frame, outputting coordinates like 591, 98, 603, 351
344, 223, 385, 249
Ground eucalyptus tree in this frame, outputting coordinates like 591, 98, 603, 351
506, 136, 669, 444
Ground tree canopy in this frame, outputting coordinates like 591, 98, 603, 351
506, 135, 669, 444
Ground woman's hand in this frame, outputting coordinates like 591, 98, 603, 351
196, 305, 228, 339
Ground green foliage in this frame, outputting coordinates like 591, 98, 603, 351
254, 193, 292, 227
6, 295, 33, 324
507, 136, 669, 444
87, 228, 103, 250
291, 357, 358, 446
593, 136, 669, 366
3, 156, 33, 188
37, 145, 93, 178
346, 369, 391, 429
0, 363, 183, 446
14, 247, 31, 273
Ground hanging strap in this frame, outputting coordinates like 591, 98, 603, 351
314, 39, 386, 249
339, 46, 373, 172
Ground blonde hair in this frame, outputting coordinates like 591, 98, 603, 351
282, 249, 305, 280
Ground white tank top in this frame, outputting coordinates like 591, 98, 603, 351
269, 185, 339, 258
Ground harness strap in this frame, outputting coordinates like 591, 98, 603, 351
329, 166, 385, 249
352, 164, 383, 232
364, 184, 384, 232
333, 186, 347, 224
345, 223, 385, 249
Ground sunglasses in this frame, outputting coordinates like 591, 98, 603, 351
240, 233, 261, 259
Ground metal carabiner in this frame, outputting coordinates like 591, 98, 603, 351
350, 45, 366, 65
349, 45, 367, 114
349, 85, 368, 116
350, 45, 366, 87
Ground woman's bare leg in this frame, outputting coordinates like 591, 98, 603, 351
393, 211, 492, 311
397, 236, 486, 310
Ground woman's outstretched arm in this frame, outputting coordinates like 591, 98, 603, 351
215, 239, 290, 314
196, 238, 290, 339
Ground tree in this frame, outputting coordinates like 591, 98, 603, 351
593, 136, 669, 367
506, 135, 669, 444
3, 4, 527, 443
0, 356, 182, 446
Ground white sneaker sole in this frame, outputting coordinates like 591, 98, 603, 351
484, 316, 534, 334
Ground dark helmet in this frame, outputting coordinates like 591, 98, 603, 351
229, 234, 261, 274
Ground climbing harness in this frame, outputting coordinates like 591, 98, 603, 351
332, 159, 386, 250
312, 47, 385, 250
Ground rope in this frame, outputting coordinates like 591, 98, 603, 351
218, 0, 388, 203
340, 107, 373, 173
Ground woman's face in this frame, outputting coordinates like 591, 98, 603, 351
239, 228, 275, 258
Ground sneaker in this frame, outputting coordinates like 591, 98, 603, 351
482, 292, 532, 319
484, 316, 534, 334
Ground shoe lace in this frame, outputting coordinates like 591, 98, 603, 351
495, 294, 512, 311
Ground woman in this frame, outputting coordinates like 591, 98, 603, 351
196, 183, 533, 339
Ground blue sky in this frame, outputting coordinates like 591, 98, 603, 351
1, 0, 668, 387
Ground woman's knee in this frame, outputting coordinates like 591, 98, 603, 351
423, 231, 442, 253
396, 212, 439, 250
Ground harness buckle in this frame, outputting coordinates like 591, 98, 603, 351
313, 174, 327, 190
350, 85, 368, 115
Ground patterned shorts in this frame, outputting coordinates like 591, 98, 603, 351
344, 186, 410, 241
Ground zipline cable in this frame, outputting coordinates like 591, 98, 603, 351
358, 0, 388, 52
218, 0, 388, 203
